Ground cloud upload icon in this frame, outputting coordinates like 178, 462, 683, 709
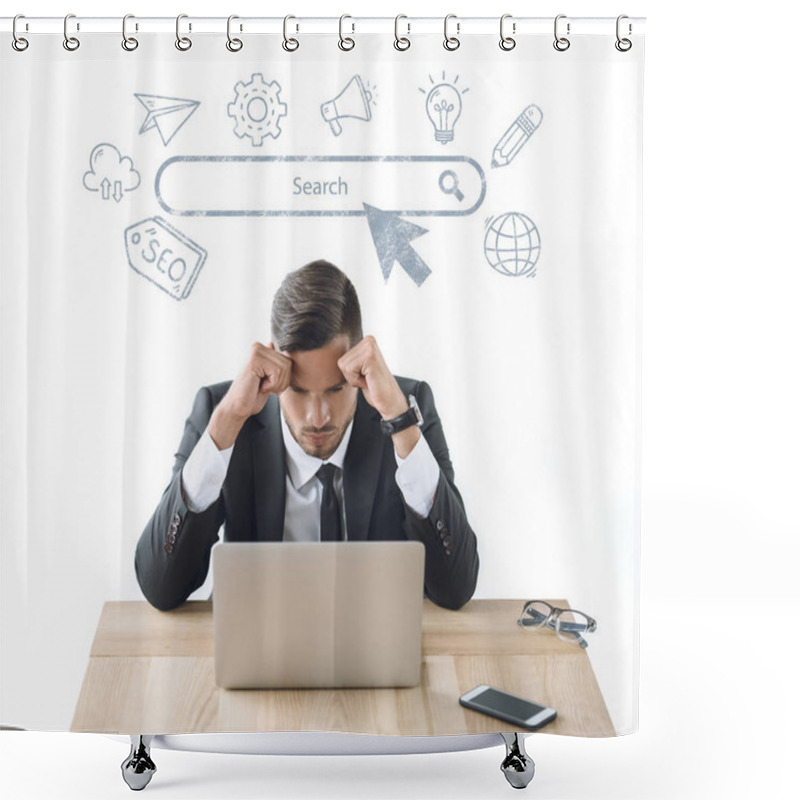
82, 143, 140, 203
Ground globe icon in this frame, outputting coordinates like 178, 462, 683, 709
483, 212, 541, 277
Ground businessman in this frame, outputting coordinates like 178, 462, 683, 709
135, 259, 479, 611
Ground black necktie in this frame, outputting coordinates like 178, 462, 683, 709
316, 463, 343, 542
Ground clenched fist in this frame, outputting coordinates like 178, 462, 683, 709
338, 336, 420, 458
337, 335, 409, 420
209, 342, 292, 449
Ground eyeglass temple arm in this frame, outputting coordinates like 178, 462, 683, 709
556, 620, 596, 633
517, 620, 590, 647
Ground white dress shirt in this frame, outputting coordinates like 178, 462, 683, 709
181, 406, 440, 540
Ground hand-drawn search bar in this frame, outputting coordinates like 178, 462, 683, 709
155, 156, 486, 217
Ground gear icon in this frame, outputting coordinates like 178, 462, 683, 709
227, 73, 287, 146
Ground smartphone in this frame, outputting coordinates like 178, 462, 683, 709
459, 685, 557, 730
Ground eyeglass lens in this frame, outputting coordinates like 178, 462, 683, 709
554, 610, 591, 645
521, 601, 552, 627
519, 602, 593, 646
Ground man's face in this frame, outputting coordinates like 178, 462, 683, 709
278, 334, 358, 460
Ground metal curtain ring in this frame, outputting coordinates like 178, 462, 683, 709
63, 13, 80, 51
12, 14, 29, 51
443, 14, 460, 51
227, 15, 243, 52
615, 14, 632, 51
499, 14, 516, 51
176, 14, 192, 51
283, 15, 299, 51
122, 14, 139, 51
553, 14, 570, 51
339, 14, 355, 51
394, 14, 410, 50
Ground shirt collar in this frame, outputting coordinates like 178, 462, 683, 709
280, 409, 354, 491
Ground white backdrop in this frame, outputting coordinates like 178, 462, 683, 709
1, 15, 641, 734
2, 0, 800, 799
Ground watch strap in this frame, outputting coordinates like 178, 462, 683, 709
380, 395, 423, 436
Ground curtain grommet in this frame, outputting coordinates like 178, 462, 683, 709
499, 14, 516, 51
615, 15, 632, 51
443, 14, 460, 51
553, 14, 570, 51
122, 14, 139, 51
12, 14, 29, 51
63, 13, 80, 51
338, 14, 355, 51
226, 15, 243, 52
175, 14, 192, 51
394, 14, 411, 51
282, 15, 299, 52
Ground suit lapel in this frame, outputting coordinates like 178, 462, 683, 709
251, 396, 286, 541
343, 393, 384, 542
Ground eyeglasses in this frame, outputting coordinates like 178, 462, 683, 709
517, 600, 597, 649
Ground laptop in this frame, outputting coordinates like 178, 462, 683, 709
212, 541, 426, 689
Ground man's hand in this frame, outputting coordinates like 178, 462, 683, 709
337, 336, 408, 419
208, 342, 292, 449
338, 336, 421, 458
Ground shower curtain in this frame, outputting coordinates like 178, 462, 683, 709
0, 17, 643, 738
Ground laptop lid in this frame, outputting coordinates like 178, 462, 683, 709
212, 541, 425, 689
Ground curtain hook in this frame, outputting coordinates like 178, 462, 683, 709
394, 14, 410, 50
283, 15, 299, 51
499, 14, 516, 51
553, 14, 570, 51
339, 14, 355, 51
444, 14, 460, 51
63, 13, 80, 51
227, 15, 243, 52
122, 14, 139, 51
615, 15, 632, 51
175, 14, 192, 51
12, 14, 29, 51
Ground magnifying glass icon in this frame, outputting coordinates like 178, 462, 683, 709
439, 169, 465, 202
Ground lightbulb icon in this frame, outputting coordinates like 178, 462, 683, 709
426, 83, 462, 144
420, 73, 468, 145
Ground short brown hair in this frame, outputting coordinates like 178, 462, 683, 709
271, 260, 363, 352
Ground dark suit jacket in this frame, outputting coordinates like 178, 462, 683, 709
135, 376, 479, 611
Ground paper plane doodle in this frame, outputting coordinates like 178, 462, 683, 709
135, 94, 200, 146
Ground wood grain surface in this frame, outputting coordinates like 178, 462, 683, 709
72, 599, 614, 737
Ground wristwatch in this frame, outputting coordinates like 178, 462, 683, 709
380, 394, 424, 436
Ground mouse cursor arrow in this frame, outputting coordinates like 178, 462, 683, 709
363, 203, 432, 287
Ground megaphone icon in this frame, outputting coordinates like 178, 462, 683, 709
321, 75, 373, 136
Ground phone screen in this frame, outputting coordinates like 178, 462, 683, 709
460, 686, 557, 729
471, 687, 548, 718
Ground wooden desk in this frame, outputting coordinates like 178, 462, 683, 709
71, 599, 614, 737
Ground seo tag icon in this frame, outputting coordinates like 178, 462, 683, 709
125, 217, 207, 301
